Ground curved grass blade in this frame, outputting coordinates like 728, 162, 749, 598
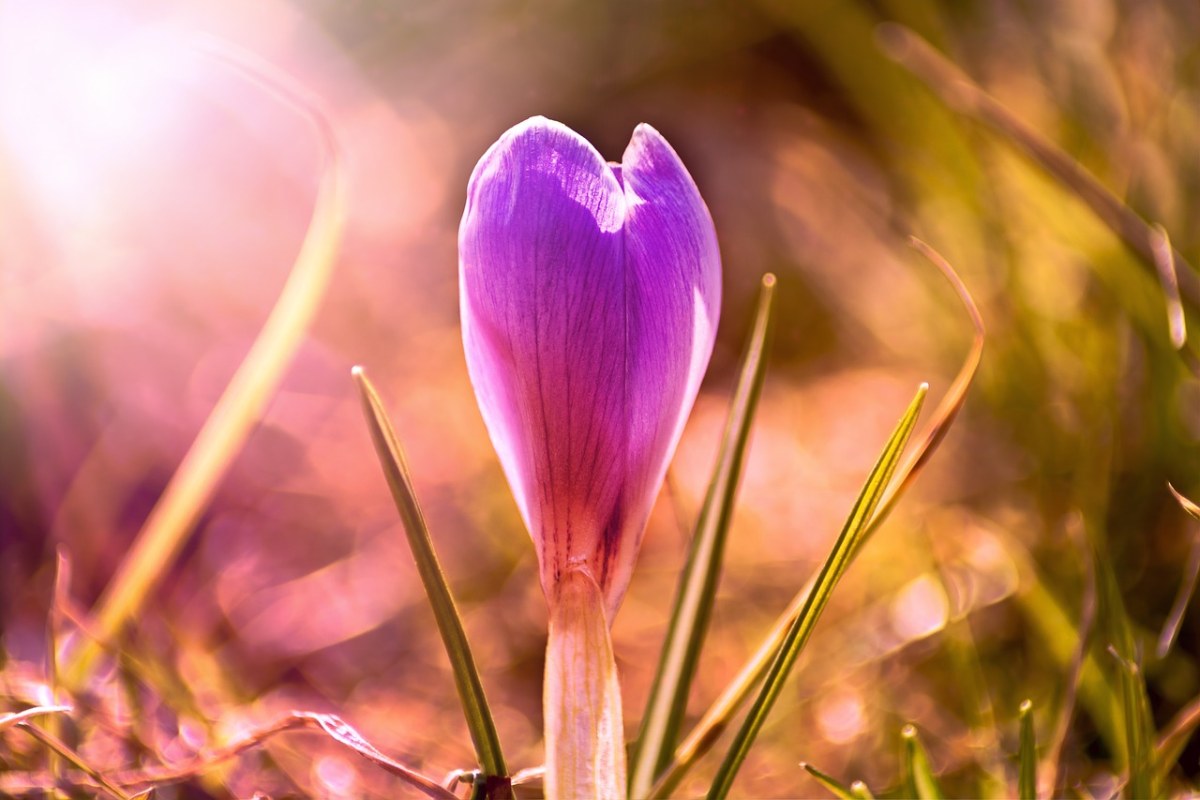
628, 274, 777, 798
1170, 483, 1200, 520
1156, 691, 1200, 783
801, 762, 856, 800
353, 367, 508, 789
1157, 486, 1200, 779
66, 42, 347, 687
1158, 485, 1200, 659
649, 241, 980, 798
704, 385, 927, 800
1018, 700, 1036, 800
875, 238, 985, 531
902, 724, 944, 800
0, 706, 72, 733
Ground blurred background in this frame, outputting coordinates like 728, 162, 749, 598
3, 0, 1200, 796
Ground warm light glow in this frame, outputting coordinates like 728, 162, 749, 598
816, 689, 867, 745
889, 574, 950, 642
0, 3, 195, 222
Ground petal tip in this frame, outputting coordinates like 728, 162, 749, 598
503, 115, 584, 145
627, 122, 666, 154
622, 122, 689, 176
631, 121, 663, 139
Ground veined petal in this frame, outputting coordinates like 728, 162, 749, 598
460, 117, 629, 605
604, 123, 722, 610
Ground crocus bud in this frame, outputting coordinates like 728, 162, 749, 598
459, 116, 721, 798
460, 116, 720, 617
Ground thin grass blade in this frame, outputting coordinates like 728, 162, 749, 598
1150, 225, 1187, 349
304, 712, 462, 800
66, 43, 347, 687
1106, 640, 1155, 799
801, 762, 856, 800
108, 712, 458, 800
1039, 514, 1097, 799
872, 239, 985, 531
18, 722, 133, 800
649, 243, 980, 799
849, 781, 875, 800
353, 367, 508, 788
902, 724, 944, 800
0, 706, 72, 733
1156, 692, 1200, 783
1170, 483, 1200, 520
1018, 700, 1036, 800
1089, 500, 1155, 800
704, 385, 927, 800
628, 274, 776, 797
47, 547, 71, 788
1157, 485, 1200, 659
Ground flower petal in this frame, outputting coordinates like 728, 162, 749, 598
460, 118, 720, 617
459, 117, 629, 603
602, 123, 721, 609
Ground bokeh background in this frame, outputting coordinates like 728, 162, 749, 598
3, 0, 1200, 796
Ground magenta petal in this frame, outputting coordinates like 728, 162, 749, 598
460, 117, 720, 616
605, 124, 722, 610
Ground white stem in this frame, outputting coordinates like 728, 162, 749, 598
544, 568, 627, 800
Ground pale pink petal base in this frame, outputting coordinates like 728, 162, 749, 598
544, 569, 626, 800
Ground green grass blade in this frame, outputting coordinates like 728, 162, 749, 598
902, 724, 944, 800
801, 762, 856, 800
1089, 512, 1155, 800
1018, 700, 1036, 800
1159, 484, 1200, 658
628, 274, 776, 798
353, 367, 508, 783
1106, 638, 1154, 799
704, 384, 927, 800
1037, 515, 1098, 799
1156, 692, 1200, 783
1002, 529, 1120, 760
649, 244, 980, 799
849, 780, 875, 800
65, 45, 347, 688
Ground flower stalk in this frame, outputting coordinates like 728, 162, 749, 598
544, 569, 626, 800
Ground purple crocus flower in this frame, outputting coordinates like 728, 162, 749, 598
460, 116, 720, 798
